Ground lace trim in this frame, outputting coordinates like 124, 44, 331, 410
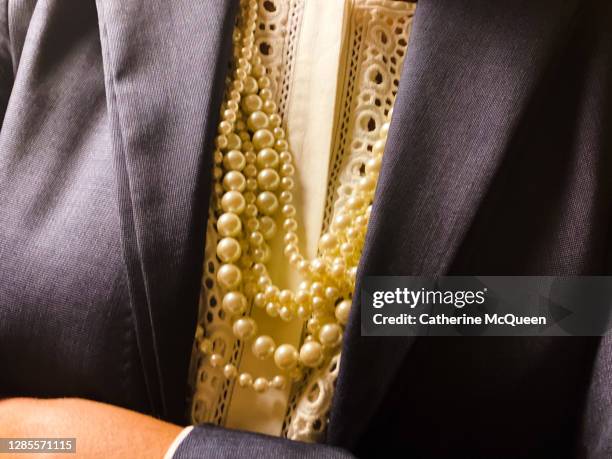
287, 0, 414, 442
188, 0, 305, 427
188, 0, 415, 441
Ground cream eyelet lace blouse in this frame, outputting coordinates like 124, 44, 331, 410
187, 0, 415, 443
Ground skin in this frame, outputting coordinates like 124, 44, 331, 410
0, 398, 182, 459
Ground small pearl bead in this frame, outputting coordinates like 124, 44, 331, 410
297, 305, 309, 320
275, 139, 289, 152
223, 150, 246, 170
279, 306, 293, 321
253, 377, 268, 393
221, 191, 246, 214
264, 101, 277, 115
358, 175, 376, 192
380, 122, 390, 138
325, 287, 339, 300
258, 76, 271, 89
333, 213, 350, 230
210, 353, 224, 367
310, 258, 327, 275
218, 120, 232, 135
269, 114, 281, 127
281, 177, 294, 190
217, 264, 242, 290
226, 132, 242, 150
260, 88, 272, 101
318, 232, 338, 251
280, 163, 295, 177
217, 212, 242, 237
253, 292, 266, 308
215, 135, 228, 149
295, 289, 310, 305
372, 139, 386, 155
199, 338, 212, 354
319, 323, 342, 347
347, 196, 364, 210
283, 218, 297, 231
270, 375, 286, 390
273, 344, 298, 370
330, 263, 345, 278
265, 302, 279, 317
216, 237, 241, 263
252, 335, 275, 359
335, 299, 352, 324
252, 129, 275, 150
223, 364, 238, 379
222, 291, 247, 315
238, 373, 253, 387
259, 216, 277, 240
249, 231, 264, 247
233, 317, 257, 340
299, 341, 324, 367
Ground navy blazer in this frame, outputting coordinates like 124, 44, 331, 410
0, 1, 610, 458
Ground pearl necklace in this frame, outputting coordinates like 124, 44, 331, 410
199, 0, 391, 394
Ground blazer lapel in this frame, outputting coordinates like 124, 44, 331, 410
96, 0, 238, 422
327, 0, 583, 449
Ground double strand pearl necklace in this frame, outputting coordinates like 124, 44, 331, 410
200, 0, 391, 394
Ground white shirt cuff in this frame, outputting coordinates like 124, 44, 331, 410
163, 425, 194, 459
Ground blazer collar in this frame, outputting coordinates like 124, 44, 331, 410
96, 0, 239, 422
327, 0, 583, 449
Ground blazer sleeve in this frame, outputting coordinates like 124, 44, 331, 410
0, 0, 12, 124
172, 424, 355, 459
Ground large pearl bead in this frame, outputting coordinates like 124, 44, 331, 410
335, 299, 352, 325
247, 111, 269, 131
232, 317, 257, 340
216, 237, 242, 263
256, 191, 279, 215
221, 191, 246, 214
217, 264, 242, 290
217, 212, 242, 237
222, 291, 247, 315
252, 129, 275, 150
319, 323, 342, 347
252, 335, 275, 359
242, 94, 263, 113
256, 148, 279, 168
257, 168, 280, 191
299, 341, 323, 367
223, 150, 246, 170
223, 171, 246, 191
273, 344, 298, 370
